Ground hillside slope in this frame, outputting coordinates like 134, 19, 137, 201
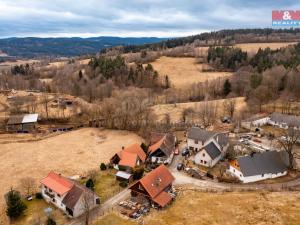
0, 36, 167, 58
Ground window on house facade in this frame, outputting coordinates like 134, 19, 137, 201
57, 194, 61, 197
195, 140, 198, 144
201, 160, 203, 163
203, 153, 205, 157
49, 188, 52, 192
233, 169, 235, 172
189, 147, 194, 150
204, 161, 207, 164
262, 174, 264, 177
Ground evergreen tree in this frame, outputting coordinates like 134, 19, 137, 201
78, 70, 83, 80
85, 179, 94, 191
223, 79, 232, 96
6, 189, 27, 219
165, 75, 170, 89
46, 217, 56, 225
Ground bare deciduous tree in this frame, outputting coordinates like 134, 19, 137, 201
41, 93, 51, 119
277, 128, 300, 169
197, 101, 218, 127
82, 192, 95, 225
20, 177, 36, 196
223, 99, 236, 118
87, 169, 98, 183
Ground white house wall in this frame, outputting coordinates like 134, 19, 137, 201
228, 165, 287, 183
195, 149, 221, 167
41, 185, 67, 211
252, 117, 269, 127
187, 138, 204, 152
73, 194, 98, 218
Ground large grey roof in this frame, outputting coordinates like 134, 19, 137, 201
203, 142, 221, 160
213, 133, 229, 148
270, 112, 300, 127
187, 127, 228, 147
62, 181, 97, 210
237, 151, 289, 177
187, 127, 215, 143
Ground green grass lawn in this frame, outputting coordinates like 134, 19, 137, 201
81, 169, 125, 202
94, 213, 136, 225
95, 170, 124, 202
11, 198, 68, 225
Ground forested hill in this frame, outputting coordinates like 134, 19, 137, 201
114, 28, 300, 53
0, 36, 167, 58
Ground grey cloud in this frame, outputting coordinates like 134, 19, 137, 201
0, 0, 298, 37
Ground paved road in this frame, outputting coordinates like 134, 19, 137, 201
68, 189, 130, 225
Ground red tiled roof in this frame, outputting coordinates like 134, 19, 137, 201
148, 133, 176, 157
149, 136, 166, 154
40, 171, 73, 195
119, 151, 138, 168
123, 143, 146, 162
153, 191, 172, 207
139, 165, 174, 199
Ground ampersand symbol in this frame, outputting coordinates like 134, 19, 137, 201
283, 11, 292, 20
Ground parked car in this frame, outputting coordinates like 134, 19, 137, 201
181, 147, 189, 156
177, 163, 184, 171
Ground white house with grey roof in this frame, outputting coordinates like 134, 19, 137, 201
229, 151, 289, 183
268, 112, 300, 130
187, 127, 229, 167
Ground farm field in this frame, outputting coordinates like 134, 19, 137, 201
149, 57, 232, 88
95, 191, 300, 225
0, 59, 40, 71
151, 97, 247, 123
0, 128, 143, 217
144, 190, 300, 225
235, 42, 297, 54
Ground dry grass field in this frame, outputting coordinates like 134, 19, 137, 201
151, 97, 247, 122
149, 57, 232, 88
95, 191, 300, 225
144, 190, 300, 225
0, 128, 143, 214
236, 42, 297, 54
0, 59, 40, 71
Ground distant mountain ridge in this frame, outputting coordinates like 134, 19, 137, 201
0, 36, 168, 58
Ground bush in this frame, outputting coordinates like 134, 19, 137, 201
119, 181, 128, 188
140, 143, 148, 153
46, 217, 56, 225
132, 166, 144, 180
35, 192, 43, 199
85, 179, 95, 191
6, 189, 27, 218
100, 163, 107, 171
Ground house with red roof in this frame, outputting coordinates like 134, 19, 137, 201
129, 165, 175, 208
148, 133, 176, 166
40, 172, 100, 218
110, 143, 146, 172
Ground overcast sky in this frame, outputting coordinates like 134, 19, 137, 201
0, 0, 299, 38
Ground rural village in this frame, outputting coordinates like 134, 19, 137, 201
0, 29, 300, 225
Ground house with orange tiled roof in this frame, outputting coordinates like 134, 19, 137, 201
148, 133, 176, 166
110, 143, 147, 172
40, 171, 100, 218
129, 165, 175, 208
